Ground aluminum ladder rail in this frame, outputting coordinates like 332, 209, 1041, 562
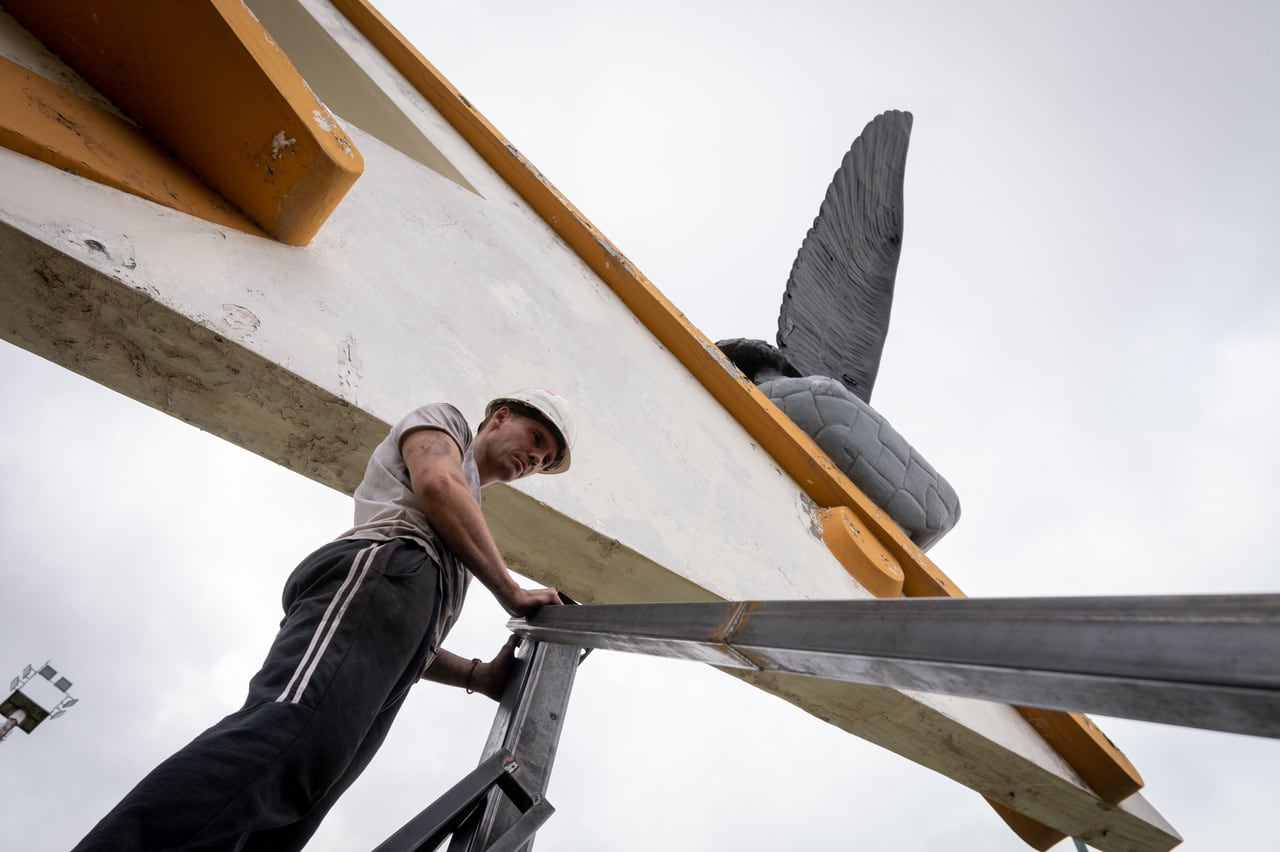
373, 593, 1278, 851
374, 639, 584, 852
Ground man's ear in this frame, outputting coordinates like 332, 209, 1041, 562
478, 405, 512, 439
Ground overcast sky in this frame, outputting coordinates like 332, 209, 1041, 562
3, 1, 1278, 850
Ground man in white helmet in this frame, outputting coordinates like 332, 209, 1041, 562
75, 390, 577, 852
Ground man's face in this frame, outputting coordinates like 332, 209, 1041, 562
479, 407, 562, 482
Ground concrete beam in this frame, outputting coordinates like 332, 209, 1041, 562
0, 142, 1177, 852
0, 2, 1177, 845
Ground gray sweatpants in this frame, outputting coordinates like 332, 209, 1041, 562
73, 538, 446, 852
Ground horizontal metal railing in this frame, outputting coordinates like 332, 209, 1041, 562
510, 594, 1280, 738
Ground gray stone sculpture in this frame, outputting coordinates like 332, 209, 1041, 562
717, 110, 960, 550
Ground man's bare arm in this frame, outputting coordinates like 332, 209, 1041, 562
422, 636, 520, 701
401, 428, 560, 615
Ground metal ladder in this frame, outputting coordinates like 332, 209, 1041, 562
373, 594, 1280, 851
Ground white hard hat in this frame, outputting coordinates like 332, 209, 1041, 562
485, 388, 576, 474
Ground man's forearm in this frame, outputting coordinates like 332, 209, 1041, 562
422, 648, 482, 690
424, 638, 519, 701
400, 428, 559, 616
418, 473, 522, 605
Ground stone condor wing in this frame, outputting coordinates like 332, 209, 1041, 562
777, 110, 912, 403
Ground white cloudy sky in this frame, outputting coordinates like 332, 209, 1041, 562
3, 1, 1278, 850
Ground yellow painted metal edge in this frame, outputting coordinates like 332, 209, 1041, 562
987, 800, 1068, 851
331, 0, 1145, 808
818, 506, 904, 597
0, 57, 263, 237
4, 0, 363, 246
1017, 708, 1143, 802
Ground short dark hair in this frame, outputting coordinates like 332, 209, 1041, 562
479, 400, 567, 466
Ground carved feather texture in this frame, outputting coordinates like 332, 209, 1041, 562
777, 110, 912, 403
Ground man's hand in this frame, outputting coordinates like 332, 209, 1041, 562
423, 636, 525, 701
501, 585, 563, 617
469, 634, 522, 701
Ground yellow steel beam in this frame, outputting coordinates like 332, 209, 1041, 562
818, 506, 904, 598
4, 0, 363, 246
0, 56, 263, 236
